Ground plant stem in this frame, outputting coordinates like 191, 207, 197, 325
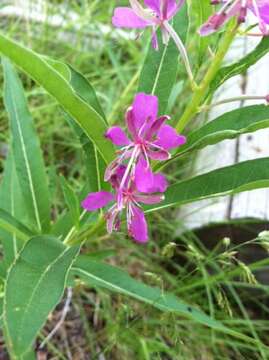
175, 21, 238, 133
201, 94, 268, 111
66, 216, 106, 246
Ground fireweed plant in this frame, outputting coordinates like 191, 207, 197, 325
82, 93, 186, 242
1, 0, 269, 358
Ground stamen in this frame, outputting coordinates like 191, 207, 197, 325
252, 0, 267, 33
118, 145, 140, 205
218, 0, 236, 15
129, 0, 157, 22
142, 145, 151, 169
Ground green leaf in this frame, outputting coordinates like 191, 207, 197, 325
0, 151, 26, 267
3, 235, 79, 358
209, 37, 269, 94
178, 105, 269, 155
0, 32, 114, 164
188, 0, 212, 66
3, 58, 51, 233
72, 256, 257, 342
60, 176, 80, 230
138, 3, 189, 114
44, 62, 109, 191
0, 208, 34, 243
148, 157, 269, 212
73, 256, 222, 327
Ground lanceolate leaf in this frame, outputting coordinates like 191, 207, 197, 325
0, 208, 33, 243
189, 0, 212, 66
4, 236, 79, 358
63, 64, 109, 192
0, 151, 26, 267
72, 256, 256, 342
0, 33, 114, 164
60, 175, 80, 230
148, 157, 269, 212
209, 37, 269, 94
3, 58, 51, 233
177, 105, 269, 155
138, 3, 189, 114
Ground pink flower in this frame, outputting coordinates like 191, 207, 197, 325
200, 0, 269, 36
81, 166, 164, 243
112, 0, 185, 49
104, 93, 186, 195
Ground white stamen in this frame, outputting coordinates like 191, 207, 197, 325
119, 145, 139, 194
218, 0, 236, 15
252, 0, 264, 29
129, 0, 156, 22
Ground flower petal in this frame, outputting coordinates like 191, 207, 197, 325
147, 147, 170, 161
167, 0, 185, 19
135, 157, 168, 193
150, 173, 168, 193
126, 107, 138, 140
132, 93, 158, 133
128, 206, 148, 243
258, 1, 269, 24
105, 126, 131, 146
199, 13, 228, 36
106, 206, 121, 233
112, 7, 150, 28
145, 115, 170, 140
144, 0, 161, 15
81, 191, 114, 211
155, 124, 186, 150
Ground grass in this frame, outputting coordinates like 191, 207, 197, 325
0, 1, 269, 359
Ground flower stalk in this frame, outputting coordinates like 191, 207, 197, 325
201, 94, 269, 111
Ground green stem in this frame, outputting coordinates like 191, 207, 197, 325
175, 22, 238, 133
66, 216, 106, 246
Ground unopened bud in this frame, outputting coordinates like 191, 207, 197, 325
162, 242, 177, 258
223, 237, 231, 247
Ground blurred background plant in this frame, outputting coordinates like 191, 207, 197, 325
0, 1, 269, 359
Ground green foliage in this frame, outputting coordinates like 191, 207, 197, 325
0, 2, 269, 358
0, 33, 114, 165
0, 152, 25, 268
0, 208, 33, 243
60, 175, 80, 230
148, 158, 269, 212
209, 37, 269, 94
3, 58, 51, 233
178, 105, 269, 155
188, 0, 212, 66
138, 3, 189, 114
72, 255, 255, 342
4, 236, 79, 358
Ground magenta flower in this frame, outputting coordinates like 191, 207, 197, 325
200, 0, 269, 36
82, 166, 165, 243
104, 93, 186, 195
112, 0, 185, 49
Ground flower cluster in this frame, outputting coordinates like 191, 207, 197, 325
82, 93, 186, 243
200, 0, 269, 36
